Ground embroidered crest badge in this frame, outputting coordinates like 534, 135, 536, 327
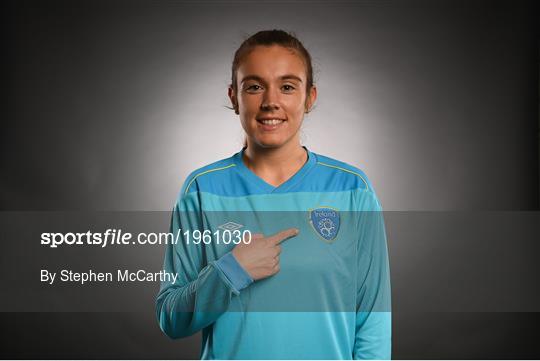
309, 207, 340, 242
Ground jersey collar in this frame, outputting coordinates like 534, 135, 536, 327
233, 146, 317, 194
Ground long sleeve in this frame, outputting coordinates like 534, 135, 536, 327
155, 190, 252, 339
353, 190, 392, 359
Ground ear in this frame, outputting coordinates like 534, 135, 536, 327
228, 86, 239, 114
305, 85, 317, 113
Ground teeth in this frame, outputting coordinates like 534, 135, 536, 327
260, 119, 283, 125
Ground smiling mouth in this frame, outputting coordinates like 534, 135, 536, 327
257, 118, 285, 125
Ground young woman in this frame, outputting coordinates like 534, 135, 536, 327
156, 30, 391, 360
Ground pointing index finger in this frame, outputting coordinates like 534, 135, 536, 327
267, 228, 300, 245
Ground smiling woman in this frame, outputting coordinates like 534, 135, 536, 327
230, 45, 316, 155
155, 29, 391, 360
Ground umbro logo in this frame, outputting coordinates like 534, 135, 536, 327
218, 222, 244, 231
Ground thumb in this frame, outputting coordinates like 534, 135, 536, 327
244, 232, 264, 243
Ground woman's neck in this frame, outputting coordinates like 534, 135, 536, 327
243, 141, 308, 187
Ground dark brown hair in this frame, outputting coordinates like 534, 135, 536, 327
231, 30, 315, 100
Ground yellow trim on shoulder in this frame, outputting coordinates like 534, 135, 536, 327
184, 164, 237, 195
316, 161, 369, 190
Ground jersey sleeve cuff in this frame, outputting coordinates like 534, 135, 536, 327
214, 251, 254, 292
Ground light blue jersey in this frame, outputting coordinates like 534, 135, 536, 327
156, 146, 392, 359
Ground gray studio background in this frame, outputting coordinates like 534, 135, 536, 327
3, 0, 539, 359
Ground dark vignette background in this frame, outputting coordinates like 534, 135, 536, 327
3, 0, 539, 359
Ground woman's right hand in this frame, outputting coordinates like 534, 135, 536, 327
232, 228, 299, 281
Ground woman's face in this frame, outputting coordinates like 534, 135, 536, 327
229, 45, 317, 150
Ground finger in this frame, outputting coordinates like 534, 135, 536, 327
245, 232, 264, 242
267, 228, 299, 245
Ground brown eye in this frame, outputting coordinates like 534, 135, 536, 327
282, 84, 295, 92
246, 84, 262, 92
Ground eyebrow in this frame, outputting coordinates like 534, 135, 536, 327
240, 74, 303, 84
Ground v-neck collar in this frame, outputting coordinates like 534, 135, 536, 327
233, 146, 317, 194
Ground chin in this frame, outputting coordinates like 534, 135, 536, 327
252, 138, 287, 149
255, 142, 283, 149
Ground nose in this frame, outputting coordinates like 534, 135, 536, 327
260, 86, 280, 111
